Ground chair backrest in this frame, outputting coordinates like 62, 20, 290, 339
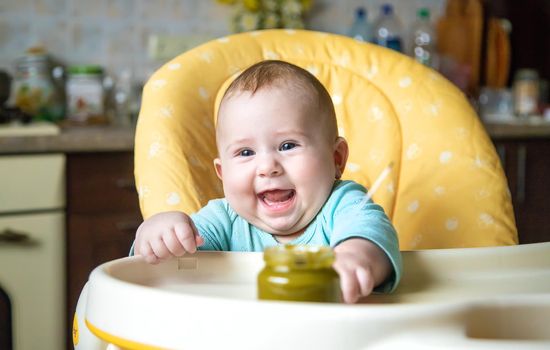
135, 29, 517, 250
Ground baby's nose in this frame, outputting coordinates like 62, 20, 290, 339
256, 154, 283, 177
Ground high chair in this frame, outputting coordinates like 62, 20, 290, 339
74, 30, 550, 350
134, 29, 517, 249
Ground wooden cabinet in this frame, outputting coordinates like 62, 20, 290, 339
493, 138, 550, 244
66, 152, 141, 349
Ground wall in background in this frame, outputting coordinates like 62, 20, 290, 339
0, 0, 445, 83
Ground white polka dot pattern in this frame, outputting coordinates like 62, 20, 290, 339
446, 218, 459, 231
150, 79, 167, 90
158, 105, 174, 118
133, 29, 517, 250
439, 151, 453, 164
331, 94, 343, 105
398, 77, 412, 88
166, 192, 181, 206
148, 141, 162, 159
198, 87, 210, 100
406, 144, 421, 160
407, 200, 419, 213
479, 213, 495, 226
346, 162, 361, 172
434, 186, 446, 195
369, 106, 384, 121
306, 65, 319, 76
167, 63, 181, 70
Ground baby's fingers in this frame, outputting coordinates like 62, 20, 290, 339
150, 235, 172, 260
189, 219, 204, 247
162, 230, 186, 257
340, 270, 360, 304
356, 267, 374, 298
173, 221, 201, 253
142, 241, 161, 265
333, 262, 360, 304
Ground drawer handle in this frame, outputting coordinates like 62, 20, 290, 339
115, 221, 142, 232
516, 144, 527, 204
115, 178, 135, 190
0, 228, 31, 243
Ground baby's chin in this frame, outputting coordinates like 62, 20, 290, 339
250, 218, 309, 242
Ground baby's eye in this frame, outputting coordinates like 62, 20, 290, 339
280, 142, 297, 151
239, 149, 255, 157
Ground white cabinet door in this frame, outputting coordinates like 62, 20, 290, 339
0, 154, 65, 213
0, 212, 65, 350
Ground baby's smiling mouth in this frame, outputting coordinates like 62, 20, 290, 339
258, 189, 295, 207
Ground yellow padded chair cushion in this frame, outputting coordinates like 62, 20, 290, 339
135, 29, 517, 250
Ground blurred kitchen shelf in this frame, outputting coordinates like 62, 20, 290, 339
0, 121, 60, 137
484, 118, 550, 139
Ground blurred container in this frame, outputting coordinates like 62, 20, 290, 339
484, 18, 511, 89
409, 8, 438, 69
372, 4, 404, 52
66, 65, 105, 124
112, 68, 134, 126
13, 48, 64, 122
347, 7, 373, 43
436, 0, 483, 94
478, 87, 514, 122
513, 69, 540, 118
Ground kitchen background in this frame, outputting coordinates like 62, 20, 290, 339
0, 0, 447, 84
0, 1, 548, 350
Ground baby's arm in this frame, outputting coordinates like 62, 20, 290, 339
134, 211, 204, 264
333, 238, 392, 304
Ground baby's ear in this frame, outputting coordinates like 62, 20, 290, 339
333, 137, 349, 179
213, 158, 223, 180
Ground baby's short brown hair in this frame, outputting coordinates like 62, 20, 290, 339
219, 60, 338, 140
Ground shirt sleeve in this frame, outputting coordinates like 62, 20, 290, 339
327, 181, 402, 293
191, 199, 234, 251
128, 199, 232, 256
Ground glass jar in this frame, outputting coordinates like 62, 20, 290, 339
513, 69, 540, 118
66, 65, 105, 123
13, 50, 64, 122
258, 245, 341, 303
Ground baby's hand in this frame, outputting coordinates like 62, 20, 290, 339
333, 238, 391, 303
134, 211, 204, 264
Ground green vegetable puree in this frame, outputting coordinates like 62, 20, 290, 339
258, 245, 341, 303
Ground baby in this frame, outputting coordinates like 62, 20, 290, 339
133, 60, 402, 303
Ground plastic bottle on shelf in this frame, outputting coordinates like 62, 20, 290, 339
409, 7, 438, 68
513, 68, 540, 118
347, 7, 373, 43
372, 3, 404, 52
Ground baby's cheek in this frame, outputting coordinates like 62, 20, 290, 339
223, 170, 256, 204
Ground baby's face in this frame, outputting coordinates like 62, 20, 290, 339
214, 86, 346, 241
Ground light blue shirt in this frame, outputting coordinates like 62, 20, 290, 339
192, 180, 402, 292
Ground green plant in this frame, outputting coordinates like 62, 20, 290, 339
216, 0, 313, 32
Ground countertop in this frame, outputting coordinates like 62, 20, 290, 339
484, 120, 550, 140
0, 124, 135, 154
1, 120, 550, 155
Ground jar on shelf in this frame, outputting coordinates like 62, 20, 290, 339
513, 68, 540, 118
13, 48, 65, 122
257, 245, 341, 303
66, 65, 105, 123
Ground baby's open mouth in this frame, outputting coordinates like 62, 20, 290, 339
259, 189, 295, 206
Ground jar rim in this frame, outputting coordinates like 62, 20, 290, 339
263, 245, 335, 269
514, 68, 539, 80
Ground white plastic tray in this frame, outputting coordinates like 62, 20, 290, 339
75, 242, 550, 349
